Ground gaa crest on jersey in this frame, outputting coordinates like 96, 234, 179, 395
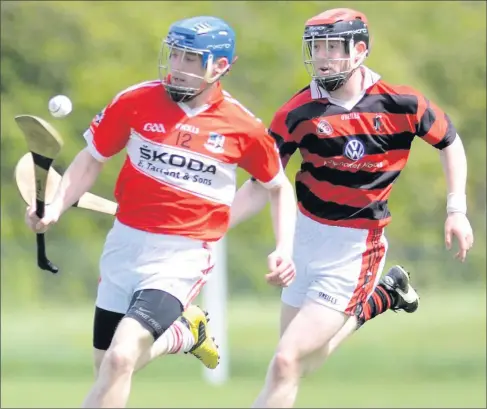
317, 119, 333, 135
204, 132, 225, 154
343, 138, 365, 161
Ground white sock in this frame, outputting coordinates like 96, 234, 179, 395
135, 320, 197, 372
163, 320, 195, 354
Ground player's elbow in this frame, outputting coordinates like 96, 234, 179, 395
67, 148, 104, 181
439, 134, 467, 164
80, 147, 105, 169
440, 133, 464, 154
268, 177, 294, 199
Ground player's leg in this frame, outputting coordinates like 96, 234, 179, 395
253, 216, 348, 408
83, 288, 188, 408
277, 215, 316, 338
92, 306, 125, 377
359, 265, 420, 324
92, 302, 217, 376
291, 230, 389, 378
271, 267, 421, 404
92, 303, 213, 377
253, 301, 348, 408
132, 239, 219, 371
90, 221, 135, 378
90, 238, 185, 378
92, 220, 218, 374
280, 303, 300, 336
84, 221, 216, 407
252, 277, 319, 407
134, 304, 218, 371
254, 225, 389, 408
252, 252, 307, 406
91, 247, 134, 378
326, 265, 420, 356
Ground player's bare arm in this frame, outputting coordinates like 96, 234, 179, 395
229, 178, 269, 228
439, 135, 474, 262
51, 147, 104, 213
237, 122, 298, 288
265, 176, 297, 287
25, 147, 103, 233
229, 173, 297, 288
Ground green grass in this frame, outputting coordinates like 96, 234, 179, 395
1, 289, 486, 408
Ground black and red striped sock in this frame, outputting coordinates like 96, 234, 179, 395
359, 284, 398, 324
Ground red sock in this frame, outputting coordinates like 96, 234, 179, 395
360, 284, 394, 323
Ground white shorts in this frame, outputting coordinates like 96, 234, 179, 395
96, 219, 214, 314
282, 211, 388, 315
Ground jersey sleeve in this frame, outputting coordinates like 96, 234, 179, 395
414, 93, 457, 150
268, 108, 299, 169
82, 92, 132, 162
239, 123, 286, 189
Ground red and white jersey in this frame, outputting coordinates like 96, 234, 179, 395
83, 80, 284, 241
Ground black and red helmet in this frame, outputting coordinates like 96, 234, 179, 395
303, 8, 371, 92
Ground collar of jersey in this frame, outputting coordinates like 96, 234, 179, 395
177, 81, 225, 118
310, 66, 381, 107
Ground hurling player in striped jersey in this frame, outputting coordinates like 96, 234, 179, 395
230, 7, 474, 408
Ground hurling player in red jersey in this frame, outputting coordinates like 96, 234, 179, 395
25, 16, 297, 408
230, 8, 474, 408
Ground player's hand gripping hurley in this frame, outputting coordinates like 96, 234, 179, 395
15, 115, 63, 274
15, 152, 118, 216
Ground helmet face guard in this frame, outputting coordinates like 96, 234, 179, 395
303, 20, 369, 92
159, 17, 236, 103
159, 40, 217, 103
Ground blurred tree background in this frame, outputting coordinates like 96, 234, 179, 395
1, 0, 485, 307
1, 3, 486, 408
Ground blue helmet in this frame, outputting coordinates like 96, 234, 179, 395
159, 16, 236, 102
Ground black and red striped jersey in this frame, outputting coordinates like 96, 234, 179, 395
268, 67, 457, 229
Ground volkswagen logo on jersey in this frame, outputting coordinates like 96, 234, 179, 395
317, 119, 333, 135
344, 138, 365, 161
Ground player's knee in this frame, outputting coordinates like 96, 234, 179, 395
273, 350, 300, 380
103, 346, 138, 375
